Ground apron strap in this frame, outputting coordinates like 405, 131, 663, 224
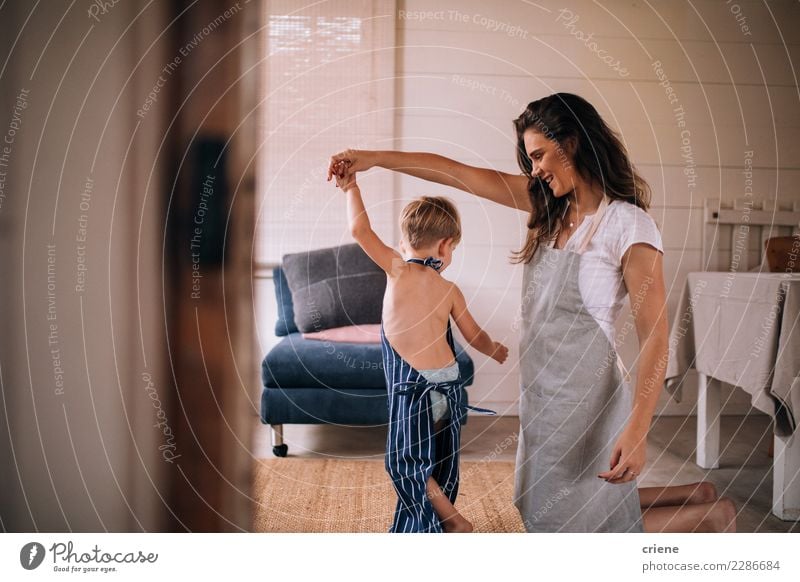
616, 356, 632, 384
463, 403, 498, 415
406, 256, 443, 271
394, 380, 497, 416
576, 195, 610, 254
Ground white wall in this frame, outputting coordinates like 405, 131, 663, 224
394, 0, 800, 414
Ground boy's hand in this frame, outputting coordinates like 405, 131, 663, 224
327, 149, 373, 181
333, 161, 357, 190
491, 341, 509, 364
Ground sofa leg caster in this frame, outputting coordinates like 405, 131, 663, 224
270, 424, 287, 457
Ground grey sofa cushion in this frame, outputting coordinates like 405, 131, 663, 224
273, 267, 299, 336
282, 243, 386, 333
262, 333, 476, 390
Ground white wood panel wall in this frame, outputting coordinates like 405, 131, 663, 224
394, 0, 800, 415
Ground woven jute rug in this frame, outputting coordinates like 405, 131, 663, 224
252, 458, 525, 533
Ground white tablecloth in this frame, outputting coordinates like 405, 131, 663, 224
665, 273, 800, 436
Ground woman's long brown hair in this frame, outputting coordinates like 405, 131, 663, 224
511, 93, 651, 264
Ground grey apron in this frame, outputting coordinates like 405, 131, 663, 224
513, 196, 644, 532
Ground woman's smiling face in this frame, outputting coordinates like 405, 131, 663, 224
522, 128, 575, 197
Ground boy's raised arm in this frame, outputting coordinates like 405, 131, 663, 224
339, 171, 401, 275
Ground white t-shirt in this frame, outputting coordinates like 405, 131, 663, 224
549, 199, 664, 344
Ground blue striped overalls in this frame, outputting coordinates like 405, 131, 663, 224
381, 257, 495, 533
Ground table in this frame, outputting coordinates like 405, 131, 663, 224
665, 272, 800, 521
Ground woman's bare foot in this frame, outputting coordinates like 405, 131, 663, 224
687, 481, 719, 505
706, 497, 737, 533
639, 481, 720, 509
642, 497, 737, 532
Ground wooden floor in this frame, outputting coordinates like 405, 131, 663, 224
253, 414, 798, 532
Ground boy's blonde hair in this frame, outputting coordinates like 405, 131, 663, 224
400, 196, 461, 249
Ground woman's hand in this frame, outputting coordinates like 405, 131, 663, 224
597, 426, 647, 485
327, 149, 375, 183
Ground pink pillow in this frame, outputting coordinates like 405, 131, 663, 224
302, 324, 382, 344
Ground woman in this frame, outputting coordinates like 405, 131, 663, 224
329, 93, 736, 533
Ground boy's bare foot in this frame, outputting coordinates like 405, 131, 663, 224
426, 476, 473, 532
441, 515, 474, 533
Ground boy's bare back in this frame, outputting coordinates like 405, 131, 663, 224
331, 161, 508, 371
382, 260, 459, 371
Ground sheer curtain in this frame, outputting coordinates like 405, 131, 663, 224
256, 0, 396, 266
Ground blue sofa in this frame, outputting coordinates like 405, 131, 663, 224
260, 266, 475, 456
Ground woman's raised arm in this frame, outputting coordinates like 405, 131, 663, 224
328, 149, 532, 213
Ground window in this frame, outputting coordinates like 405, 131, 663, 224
256, 0, 396, 266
